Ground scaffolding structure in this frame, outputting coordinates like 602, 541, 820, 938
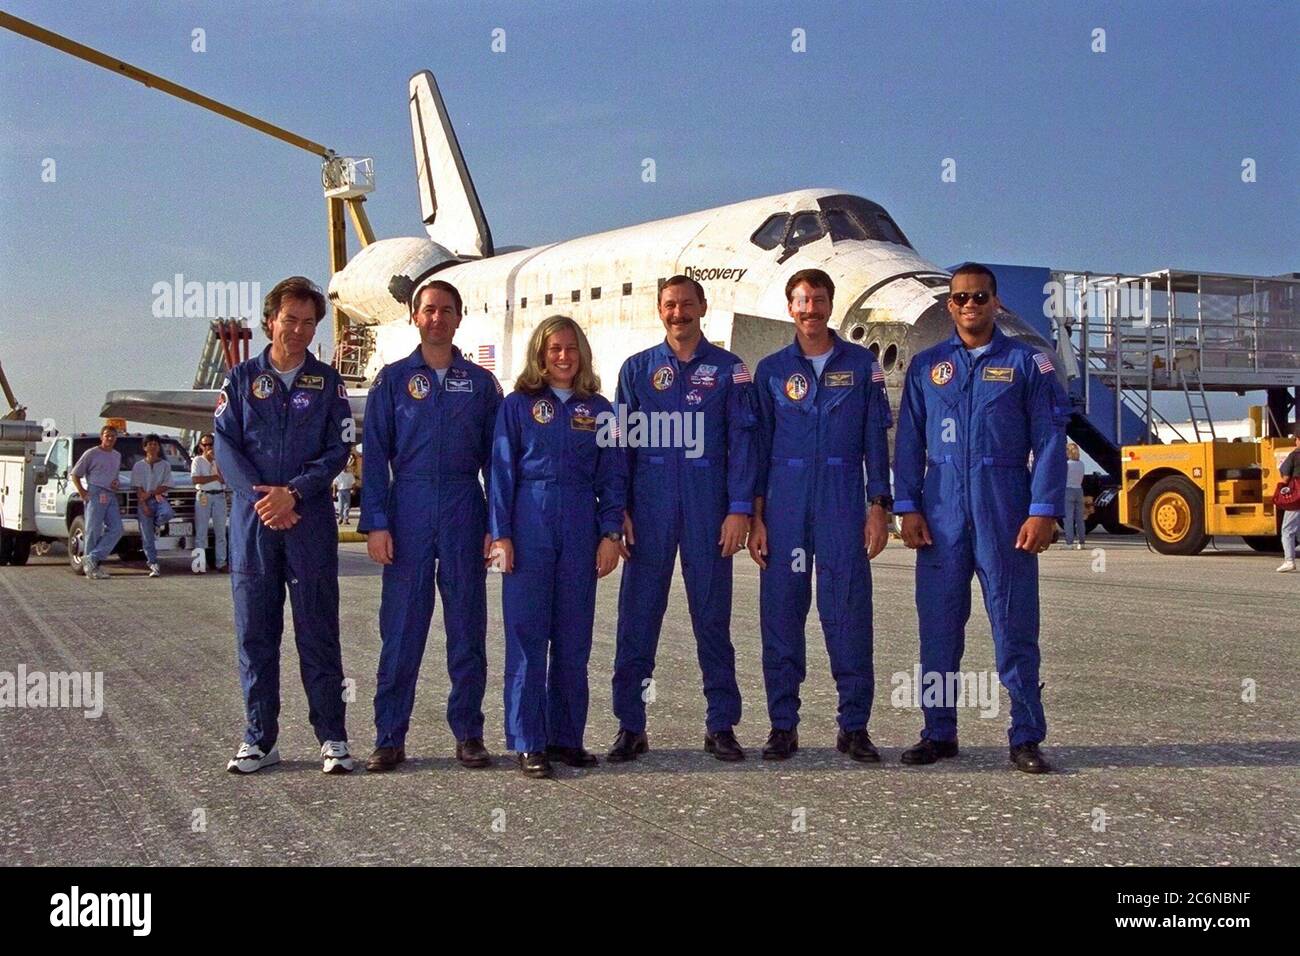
1052, 270, 1300, 445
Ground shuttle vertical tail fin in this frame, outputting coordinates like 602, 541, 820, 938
408, 70, 493, 259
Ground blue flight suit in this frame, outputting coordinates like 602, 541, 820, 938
611, 341, 758, 734
753, 333, 892, 732
893, 325, 1070, 747
489, 388, 626, 754
214, 347, 352, 750
359, 347, 502, 748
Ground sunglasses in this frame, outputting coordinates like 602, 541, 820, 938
950, 291, 991, 306
200, 443, 213, 448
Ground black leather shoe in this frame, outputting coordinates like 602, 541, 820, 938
1009, 742, 1052, 774
704, 729, 745, 762
761, 728, 798, 760
365, 746, 406, 772
546, 745, 599, 767
835, 728, 881, 763
900, 737, 959, 765
606, 729, 649, 763
456, 737, 492, 769
518, 751, 553, 778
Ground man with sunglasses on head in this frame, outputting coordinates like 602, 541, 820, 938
191, 432, 227, 572
893, 263, 1071, 774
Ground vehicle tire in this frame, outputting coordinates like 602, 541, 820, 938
9, 536, 31, 566
1142, 475, 1208, 555
1243, 535, 1282, 553
0, 528, 13, 565
68, 515, 87, 573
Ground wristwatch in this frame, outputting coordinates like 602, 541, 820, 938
602, 531, 623, 543
869, 494, 893, 511
287, 483, 303, 502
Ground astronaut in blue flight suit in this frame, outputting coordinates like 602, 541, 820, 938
893, 263, 1070, 774
608, 275, 758, 764
359, 280, 503, 773
489, 315, 626, 779
747, 269, 893, 763
214, 277, 355, 775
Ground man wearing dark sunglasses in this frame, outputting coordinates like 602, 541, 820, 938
893, 263, 1070, 774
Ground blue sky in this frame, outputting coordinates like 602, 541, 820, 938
1, 0, 1295, 434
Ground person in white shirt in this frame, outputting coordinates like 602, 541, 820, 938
334, 454, 357, 525
130, 434, 175, 576
191, 432, 228, 572
1063, 443, 1087, 550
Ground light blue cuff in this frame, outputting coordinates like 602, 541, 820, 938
1029, 503, 1060, 518
728, 501, 754, 516
894, 499, 920, 514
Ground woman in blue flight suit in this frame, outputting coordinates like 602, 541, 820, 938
489, 315, 626, 778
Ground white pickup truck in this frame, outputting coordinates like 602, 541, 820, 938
1, 426, 201, 572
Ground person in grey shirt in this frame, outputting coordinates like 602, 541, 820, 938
1063, 442, 1086, 550
70, 425, 123, 579
130, 433, 175, 577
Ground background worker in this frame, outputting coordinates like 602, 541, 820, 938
131, 433, 175, 577
70, 424, 123, 580
191, 432, 228, 572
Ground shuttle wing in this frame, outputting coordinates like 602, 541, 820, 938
101, 389, 369, 437
409, 71, 493, 259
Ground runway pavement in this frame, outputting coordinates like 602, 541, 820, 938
1, 534, 1295, 866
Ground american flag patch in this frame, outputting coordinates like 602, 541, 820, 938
477, 344, 496, 372
1033, 353, 1055, 375
491, 374, 503, 397
732, 362, 751, 384
872, 366, 886, 383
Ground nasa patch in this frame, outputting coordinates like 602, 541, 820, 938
784, 373, 809, 401
532, 398, 555, 425
652, 365, 675, 391
572, 403, 591, 418
408, 373, 431, 400
685, 389, 704, 406
290, 391, 311, 411
214, 390, 229, 418
930, 361, 955, 386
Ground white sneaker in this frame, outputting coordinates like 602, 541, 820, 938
1277, 561, 1296, 573
321, 740, 355, 774
226, 742, 281, 774
148, 563, 161, 577
1074, 543, 1083, 550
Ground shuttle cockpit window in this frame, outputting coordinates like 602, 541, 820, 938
815, 194, 914, 249
787, 212, 825, 248
750, 213, 790, 250
825, 209, 870, 242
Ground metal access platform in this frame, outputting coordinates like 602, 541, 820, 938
1054, 269, 1299, 447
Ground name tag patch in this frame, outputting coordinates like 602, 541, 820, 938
982, 367, 1015, 383
571, 415, 597, 432
825, 371, 854, 388
297, 375, 324, 390
445, 378, 473, 393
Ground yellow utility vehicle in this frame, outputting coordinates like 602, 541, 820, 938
1119, 410, 1296, 555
